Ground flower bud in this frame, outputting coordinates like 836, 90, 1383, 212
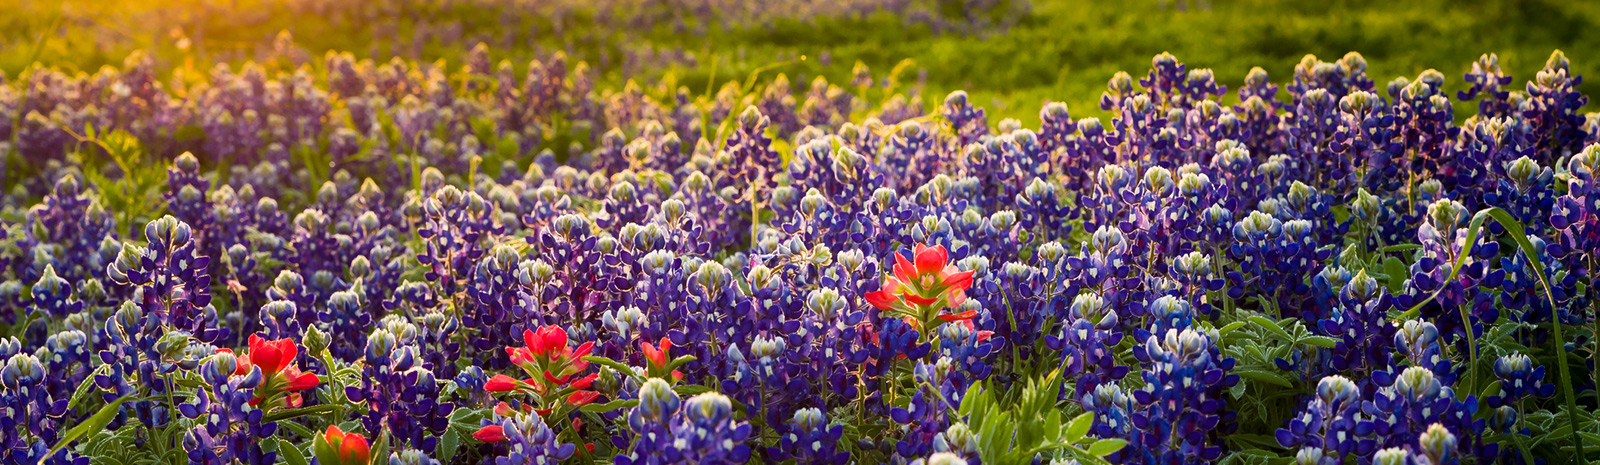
303, 324, 331, 356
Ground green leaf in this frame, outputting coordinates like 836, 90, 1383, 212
1086, 438, 1128, 457
1381, 256, 1409, 293
1063, 412, 1093, 443
1299, 336, 1338, 348
66, 365, 110, 410
278, 419, 315, 440
49, 395, 138, 458
262, 404, 340, 423
277, 438, 309, 465
1229, 380, 1248, 399
1233, 369, 1294, 388
582, 356, 642, 380
663, 355, 698, 374
1379, 243, 1421, 253
438, 431, 460, 460
579, 399, 640, 413
371, 428, 391, 464
1248, 316, 1294, 342
674, 384, 715, 396
313, 431, 338, 465
1481, 380, 1503, 400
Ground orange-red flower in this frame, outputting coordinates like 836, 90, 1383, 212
566, 390, 601, 407
249, 334, 297, 375
314, 425, 371, 465
473, 425, 507, 442
484, 374, 524, 392
490, 325, 602, 418
241, 334, 320, 408
506, 326, 594, 386
863, 243, 976, 329
639, 337, 685, 382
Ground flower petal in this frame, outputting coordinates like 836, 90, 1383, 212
863, 290, 900, 310
473, 425, 507, 442
484, 374, 521, 392
914, 243, 947, 275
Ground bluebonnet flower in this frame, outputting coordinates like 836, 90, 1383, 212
179, 350, 274, 465
167, 153, 214, 246
1363, 366, 1489, 461
1275, 376, 1375, 463
1045, 293, 1126, 402
768, 408, 848, 464
618, 380, 751, 465
1487, 353, 1555, 408
1130, 328, 1238, 464
941, 91, 987, 146
1458, 53, 1516, 118
1524, 51, 1589, 159
1402, 199, 1500, 345
1, 353, 82, 465
106, 216, 222, 343
1317, 270, 1397, 378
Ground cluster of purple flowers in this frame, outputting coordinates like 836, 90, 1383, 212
0, 43, 1596, 465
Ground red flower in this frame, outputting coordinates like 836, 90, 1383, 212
936, 310, 979, 322
322, 425, 349, 442
864, 244, 974, 312
248, 334, 297, 376
472, 425, 507, 442
339, 433, 370, 465
640, 337, 670, 368
493, 402, 517, 417
511, 327, 594, 378
526, 325, 567, 357
863, 243, 976, 329
281, 366, 320, 391
317, 425, 371, 465
492, 325, 601, 417
566, 390, 601, 407
484, 374, 522, 392
639, 338, 685, 382
242, 334, 320, 408
569, 373, 598, 390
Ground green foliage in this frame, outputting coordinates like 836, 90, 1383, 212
1217, 315, 1326, 427
956, 370, 1124, 465
49, 394, 138, 458
7, 0, 1600, 126
71, 125, 168, 235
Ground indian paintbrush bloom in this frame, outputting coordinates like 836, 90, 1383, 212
238, 334, 319, 409
489, 325, 601, 415
314, 425, 372, 465
864, 243, 977, 335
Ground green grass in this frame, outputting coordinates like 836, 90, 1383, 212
5, 0, 1597, 126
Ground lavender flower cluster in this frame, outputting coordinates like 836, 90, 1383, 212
0, 45, 1596, 465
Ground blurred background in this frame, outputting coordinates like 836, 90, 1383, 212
4, 0, 1596, 125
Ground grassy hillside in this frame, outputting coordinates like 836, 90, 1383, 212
5, 0, 1596, 124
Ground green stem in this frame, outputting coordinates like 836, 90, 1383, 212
1456, 301, 1479, 396
1549, 306, 1587, 465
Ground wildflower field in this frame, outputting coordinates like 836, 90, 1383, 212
2, 1, 1600, 465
